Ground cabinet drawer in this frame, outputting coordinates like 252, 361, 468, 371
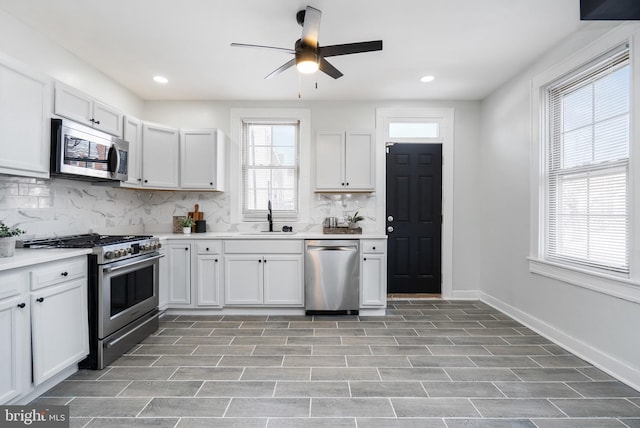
196, 241, 222, 254
30, 257, 87, 291
0, 270, 27, 299
224, 240, 303, 254
361, 240, 386, 253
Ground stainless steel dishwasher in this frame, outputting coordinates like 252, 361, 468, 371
304, 240, 360, 314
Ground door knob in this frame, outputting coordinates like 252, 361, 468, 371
387, 215, 394, 222
387, 226, 394, 233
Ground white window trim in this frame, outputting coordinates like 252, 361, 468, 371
230, 108, 310, 224
530, 23, 640, 303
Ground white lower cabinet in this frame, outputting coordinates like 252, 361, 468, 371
166, 241, 192, 306
196, 241, 222, 307
224, 240, 303, 306
30, 277, 88, 386
0, 255, 89, 405
360, 240, 387, 307
0, 270, 30, 404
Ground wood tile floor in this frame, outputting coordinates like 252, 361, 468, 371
34, 300, 640, 427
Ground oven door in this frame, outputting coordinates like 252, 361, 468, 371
98, 253, 162, 339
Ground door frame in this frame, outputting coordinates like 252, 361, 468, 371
375, 108, 454, 298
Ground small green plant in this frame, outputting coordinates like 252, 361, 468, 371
0, 221, 25, 238
348, 211, 364, 224
180, 217, 194, 228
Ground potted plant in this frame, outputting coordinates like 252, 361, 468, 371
347, 211, 364, 229
0, 221, 25, 257
180, 217, 194, 234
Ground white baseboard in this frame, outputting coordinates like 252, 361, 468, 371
450, 289, 480, 300
479, 291, 640, 392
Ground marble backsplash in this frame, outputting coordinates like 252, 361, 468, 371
0, 175, 376, 238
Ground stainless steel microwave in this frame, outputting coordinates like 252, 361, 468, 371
50, 118, 129, 181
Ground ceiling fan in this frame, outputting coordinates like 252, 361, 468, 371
231, 5, 383, 79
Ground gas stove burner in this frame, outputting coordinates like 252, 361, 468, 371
20, 233, 153, 248
19, 233, 161, 264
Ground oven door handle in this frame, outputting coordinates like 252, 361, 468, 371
103, 253, 165, 273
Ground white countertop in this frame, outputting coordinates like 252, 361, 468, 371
156, 232, 388, 240
0, 248, 92, 272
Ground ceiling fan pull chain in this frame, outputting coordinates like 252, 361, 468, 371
298, 72, 302, 98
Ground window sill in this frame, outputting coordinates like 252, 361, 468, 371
528, 257, 640, 304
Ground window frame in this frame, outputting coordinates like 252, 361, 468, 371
529, 25, 640, 304
230, 108, 311, 224
241, 120, 300, 219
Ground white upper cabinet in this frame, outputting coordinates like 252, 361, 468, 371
122, 116, 143, 187
315, 130, 375, 192
141, 121, 179, 189
180, 128, 226, 191
0, 53, 52, 179
54, 82, 123, 137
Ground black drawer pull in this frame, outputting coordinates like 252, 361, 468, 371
17, 303, 26, 308
36, 297, 44, 303
215, 259, 218, 262
61, 271, 68, 277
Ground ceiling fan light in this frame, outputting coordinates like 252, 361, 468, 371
295, 50, 319, 74
297, 59, 319, 74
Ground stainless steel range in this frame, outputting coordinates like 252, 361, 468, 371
21, 233, 163, 369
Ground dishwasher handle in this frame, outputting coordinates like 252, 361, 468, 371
306, 245, 358, 251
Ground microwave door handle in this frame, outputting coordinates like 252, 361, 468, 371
107, 143, 120, 174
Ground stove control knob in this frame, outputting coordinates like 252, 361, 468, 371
157, 242, 162, 249
143, 244, 150, 251
114, 249, 123, 257
105, 251, 115, 259
126, 247, 133, 254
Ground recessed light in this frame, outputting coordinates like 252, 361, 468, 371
420, 75, 435, 83
153, 76, 168, 84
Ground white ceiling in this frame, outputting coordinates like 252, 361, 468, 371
0, 0, 583, 101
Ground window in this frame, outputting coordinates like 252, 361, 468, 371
545, 45, 630, 274
242, 120, 299, 218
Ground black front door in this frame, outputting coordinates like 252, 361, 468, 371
386, 143, 442, 294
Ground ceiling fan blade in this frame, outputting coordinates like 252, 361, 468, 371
265, 58, 296, 79
319, 58, 343, 79
319, 40, 383, 57
231, 43, 295, 54
300, 5, 321, 48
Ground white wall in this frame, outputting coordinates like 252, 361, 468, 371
479, 22, 640, 389
144, 99, 483, 293
0, 9, 143, 116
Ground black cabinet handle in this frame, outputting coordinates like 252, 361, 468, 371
372, 247, 376, 250
341, 182, 345, 186
61, 271, 68, 277
144, 179, 148, 183
364, 257, 367, 261
17, 303, 26, 308
185, 247, 189, 251
206, 248, 210, 251
258, 259, 262, 263
36, 297, 44, 303
210, 182, 213, 186
346, 182, 349, 186
264, 259, 267, 264
214, 259, 218, 262
94, 120, 100, 125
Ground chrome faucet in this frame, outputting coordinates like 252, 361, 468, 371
267, 200, 273, 232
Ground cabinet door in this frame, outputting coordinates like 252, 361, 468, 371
196, 255, 221, 306
92, 100, 123, 137
315, 132, 345, 190
31, 277, 89, 386
180, 129, 217, 189
0, 54, 52, 179
166, 243, 191, 305
141, 122, 179, 188
0, 293, 29, 404
361, 254, 387, 307
123, 116, 143, 187
263, 255, 304, 306
224, 256, 263, 305
54, 82, 93, 127
345, 131, 375, 190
